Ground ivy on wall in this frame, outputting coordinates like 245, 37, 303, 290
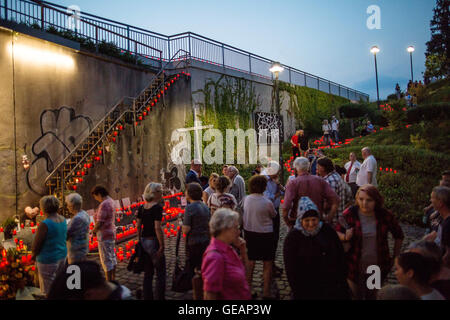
280, 82, 350, 137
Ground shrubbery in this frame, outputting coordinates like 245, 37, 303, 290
324, 144, 449, 224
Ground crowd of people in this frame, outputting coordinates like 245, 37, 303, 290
27, 150, 450, 301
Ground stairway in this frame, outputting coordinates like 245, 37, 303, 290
44, 52, 190, 213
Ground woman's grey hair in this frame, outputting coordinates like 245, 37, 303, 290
209, 208, 239, 237
143, 182, 163, 202
40, 195, 60, 214
293, 157, 310, 172
227, 166, 239, 175
65, 193, 83, 211
408, 239, 443, 261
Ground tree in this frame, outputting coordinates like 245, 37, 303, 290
425, 0, 450, 82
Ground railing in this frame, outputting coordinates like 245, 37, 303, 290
0, 0, 369, 101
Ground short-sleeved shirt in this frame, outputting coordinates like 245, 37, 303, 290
94, 196, 116, 241
67, 210, 90, 263
207, 193, 237, 214
322, 124, 331, 135
358, 212, 378, 272
324, 171, 353, 220
201, 237, 251, 300
331, 120, 339, 131
183, 202, 211, 245
137, 204, 163, 238
282, 173, 339, 220
243, 194, 276, 233
344, 161, 361, 184
356, 155, 377, 186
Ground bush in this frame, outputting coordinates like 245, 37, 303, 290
324, 144, 449, 224
406, 103, 450, 123
381, 100, 407, 130
339, 103, 367, 118
325, 144, 450, 177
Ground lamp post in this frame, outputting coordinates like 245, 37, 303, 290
269, 61, 284, 183
370, 46, 380, 108
407, 46, 415, 82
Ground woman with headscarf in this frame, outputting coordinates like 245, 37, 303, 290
283, 197, 350, 300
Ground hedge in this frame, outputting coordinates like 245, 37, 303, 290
325, 144, 449, 224
406, 103, 450, 123
325, 145, 450, 178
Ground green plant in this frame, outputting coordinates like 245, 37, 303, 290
406, 103, 450, 123
381, 100, 407, 130
279, 82, 349, 137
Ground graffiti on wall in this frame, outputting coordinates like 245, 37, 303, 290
26, 107, 93, 195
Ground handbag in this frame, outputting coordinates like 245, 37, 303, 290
171, 230, 193, 292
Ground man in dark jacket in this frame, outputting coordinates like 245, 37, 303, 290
185, 159, 202, 185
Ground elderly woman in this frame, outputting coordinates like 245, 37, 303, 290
336, 184, 404, 300
283, 197, 350, 300
32, 196, 67, 297
244, 175, 277, 299
202, 208, 251, 300
66, 193, 90, 264
183, 183, 211, 273
202, 173, 219, 204
207, 176, 237, 215
91, 185, 117, 281
137, 182, 166, 300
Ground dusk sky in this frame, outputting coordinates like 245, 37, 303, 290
54, 0, 435, 101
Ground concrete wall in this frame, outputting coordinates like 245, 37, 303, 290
0, 26, 193, 222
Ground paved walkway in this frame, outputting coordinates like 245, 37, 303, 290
88, 220, 426, 300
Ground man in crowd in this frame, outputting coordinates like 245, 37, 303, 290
423, 171, 450, 234
317, 157, 353, 225
331, 116, 340, 143
344, 152, 361, 196
185, 159, 202, 185
226, 166, 246, 213
282, 157, 339, 227
356, 147, 377, 187
424, 186, 450, 268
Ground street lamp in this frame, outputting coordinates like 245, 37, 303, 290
407, 46, 415, 82
370, 46, 380, 108
270, 61, 284, 183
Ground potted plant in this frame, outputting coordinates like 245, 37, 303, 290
1, 218, 17, 240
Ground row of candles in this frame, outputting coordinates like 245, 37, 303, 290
68, 72, 190, 191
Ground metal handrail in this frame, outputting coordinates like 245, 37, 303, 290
0, 0, 369, 100
44, 49, 189, 183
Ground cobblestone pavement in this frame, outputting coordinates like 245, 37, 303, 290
88, 220, 426, 300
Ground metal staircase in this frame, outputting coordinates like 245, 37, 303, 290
44, 50, 190, 212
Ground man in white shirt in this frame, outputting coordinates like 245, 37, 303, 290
356, 147, 377, 187
331, 116, 340, 143
344, 152, 361, 196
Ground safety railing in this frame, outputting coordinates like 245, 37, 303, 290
0, 0, 369, 101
